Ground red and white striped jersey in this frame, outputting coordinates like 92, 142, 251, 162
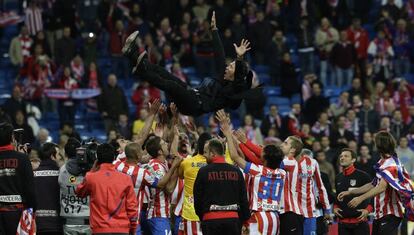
113, 159, 158, 223
243, 162, 285, 212
296, 155, 331, 218
24, 7, 43, 36
248, 211, 280, 235
172, 179, 184, 216
373, 157, 404, 219
147, 158, 171, 219
279, 156, 302, 215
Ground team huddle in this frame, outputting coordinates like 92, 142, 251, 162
70, 104, 414, 235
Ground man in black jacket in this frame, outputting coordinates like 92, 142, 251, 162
334, 148, 372, 235
123, 11, 257, 116
0, 122, 36, 235
34, 142, 63, 234
193, 139, 249, 235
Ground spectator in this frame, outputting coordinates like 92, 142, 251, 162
330, 31, 356, 87
303, 81, 330, 125
296, 16, 315, 74
330, 115, 355, 149
315, 17, 339, 87
107, 4, 129, 79
13, 110, 35, 145
208, 0, 231, 30
329, 91, 351, 117
407, 105, 414, 127
57, 67, 79, 126
132, 108, 150, 136
347, 18, 369, 79
70, 55, 85, 82
381, 0, 401, 22
348, 78, 364, 101
241, 114, 263, 145
34, 142, 63, 234
171, 24, 194, 67
33, 128, 52, 150
0, 107, 11, 124
321, 136, 338, 167
24, 1, 43, 36
280, 52, 299, 97
75, 144, 138, 235
351, 94, 363, 113
375, 90, 396, 116
0, 122, 36, 235
367, 30, 394, 82
390, 110, 406, 140
193, 19, 214, 78
76, 0, 99, 33
393, 19, 411, 77
9, 25, 32, 67
192, 0, 211, 23
315, 150, 336, 189
355, 145, 376, 179
249, 10, 273, 64
286, 103, 306, 138
301, 123, 316, 149
54, 27, 76, 67
131, 81, 161, 119
393, 80, 413, 124
222, 28, 236, 59
358, 98, 380, 134
302, 73, 317, 102
379, 116, 391, 131
260, 105, 282, 137
33, 31, 52, 57
97, 74, 129, 133
268, 30, 288, 85
396, 136, 414, 178
311, 112, 331, 139
243, 73, 266, 121
229, 13, 247, 45
116, 114, 132, 140
2, 85, 27, 123
60, 122, 81, 142
345, 109, 361, 141
82, 33, 98, 68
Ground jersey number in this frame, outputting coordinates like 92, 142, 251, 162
258, 177, 283, 201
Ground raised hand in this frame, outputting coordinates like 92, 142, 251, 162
216, 110, 231, 135
149, 99, 161, 115
233, 39, 251, 58
234, 129, 247, 144
170, 103, 178, 118
211, 11, 217, 30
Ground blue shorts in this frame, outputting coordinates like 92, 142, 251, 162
303, 217, 317, 235
147, 217, 172, 235
174, 216, 182, 235
135, 224, 141, 235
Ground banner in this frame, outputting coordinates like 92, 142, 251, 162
0, 11, 24, 27
44, 88, 101, 100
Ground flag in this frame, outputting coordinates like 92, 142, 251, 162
16, 208, 36, 235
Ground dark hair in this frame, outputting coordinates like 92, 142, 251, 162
65, 137, 81, 158
288, 136, 303, 157
146, 136, 162, 157
0, 122, 13, 146
375, 131, 397, 156
97, 143, 115, 164
263, 145, 284, 169
208, 139, 224, 156
142, 133, 156, 150
40, 142, 59, 160
197, 132, 212, 155
341, 148, 357, 159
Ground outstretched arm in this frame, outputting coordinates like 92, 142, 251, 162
216, 110, 247, 169
211, 11, 226, 79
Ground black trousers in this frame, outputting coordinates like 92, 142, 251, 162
201, 218, 241, 235
0, 210, 22, 235
338, 222, 370, 235
279, 212, 304, 235
137, 63, 203, 116
372, 215, 402, 235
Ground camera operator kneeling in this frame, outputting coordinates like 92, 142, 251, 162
58, 138, 91, 235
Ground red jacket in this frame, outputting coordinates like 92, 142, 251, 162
76, 164, 138, 234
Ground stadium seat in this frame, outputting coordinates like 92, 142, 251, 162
253, 65, 269, 74
257, 73, 271, 85
266, 96, 290, 107
263, 86, 281, 96
290, 93, 301, 104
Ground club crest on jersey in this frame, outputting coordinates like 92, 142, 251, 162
350, 179, 356, 186
69, 176, 77, 184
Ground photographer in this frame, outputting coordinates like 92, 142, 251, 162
58, 138, 91, 235
0, 122, 37, 234
34, 142, 64, 234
